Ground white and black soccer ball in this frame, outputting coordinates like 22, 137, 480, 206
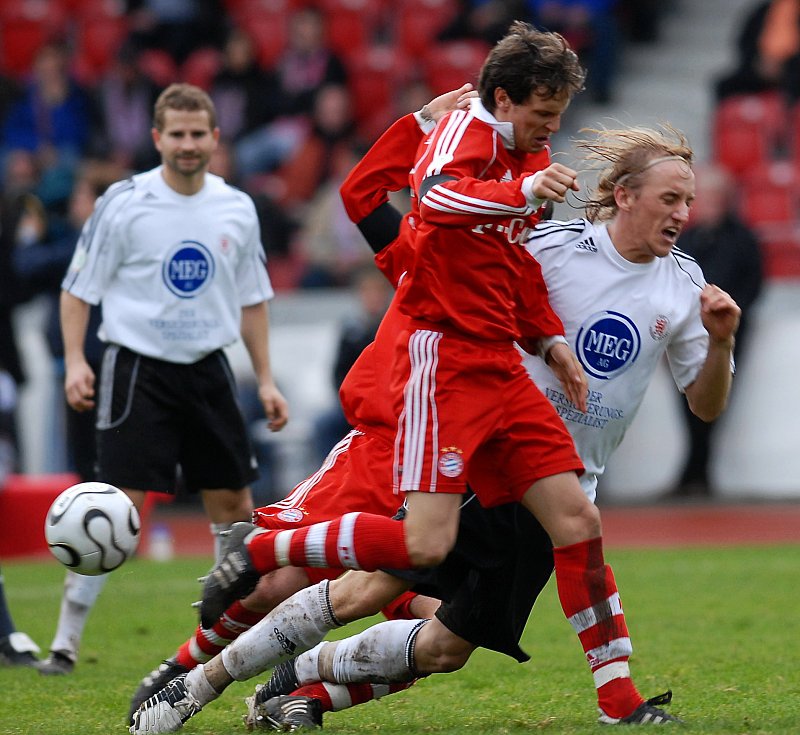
44, 482, 141, 576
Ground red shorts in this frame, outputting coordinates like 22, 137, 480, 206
392, 327, 583, 506
253, 429, 401, 584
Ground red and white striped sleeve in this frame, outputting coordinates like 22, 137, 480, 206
413, 110, 538, 225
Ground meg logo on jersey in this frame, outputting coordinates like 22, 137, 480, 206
576, 310, 640, 380
162, 240, 215, 298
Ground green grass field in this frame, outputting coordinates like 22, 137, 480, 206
1, 545, 798, 735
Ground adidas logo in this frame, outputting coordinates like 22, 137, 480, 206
576, 236, 597, 253
273, 628, 297, 656
500, 169, 513, 182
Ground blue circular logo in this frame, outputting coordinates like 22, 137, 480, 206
162, 241, 214, 298
576, 311, 640, 380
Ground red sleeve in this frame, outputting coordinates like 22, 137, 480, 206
339, 113, 424, 224
412, 111, 547, 226
515, 254, 564, 342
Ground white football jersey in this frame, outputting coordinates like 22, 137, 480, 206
524, 219, 729, 502
62, 167, 274, 363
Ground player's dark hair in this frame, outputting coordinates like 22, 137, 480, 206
153, 83, 217, 131
478, 21, 586, 112
575, 125, 694, 222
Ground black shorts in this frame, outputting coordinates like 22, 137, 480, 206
389, 491, 554, 663
95, 345, 258, 494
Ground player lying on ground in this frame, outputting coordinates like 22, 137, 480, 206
131, 24, 736, 731
243, 124, 740, 731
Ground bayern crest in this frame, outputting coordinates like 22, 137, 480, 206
276, 508, 305, 523
438, 447, 464, 478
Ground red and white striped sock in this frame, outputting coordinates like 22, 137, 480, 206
553, 537, 644, 720
291, 681, 414, 713
175, 601, 265, 668
247, 513, 412, 574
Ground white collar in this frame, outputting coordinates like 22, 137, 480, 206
469, 98, 516, 150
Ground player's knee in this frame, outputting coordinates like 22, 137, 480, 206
330, 572, 409, 622
414, 622, 473, 674
575, 501, 602, 540
247, 567, 310, 612
404, 524, 458, 568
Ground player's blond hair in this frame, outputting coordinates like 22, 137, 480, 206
576, 125, 694, 222
153, 83, 217, 131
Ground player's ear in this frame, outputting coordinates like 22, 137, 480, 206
614, 183, 632, 211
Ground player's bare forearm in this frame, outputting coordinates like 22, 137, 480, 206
546, 342, 588, 412
684, 285, 740, 422
60, 290, 95, 412
240, 302, 289, 431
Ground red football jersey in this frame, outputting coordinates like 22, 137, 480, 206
398, 105, 564, 343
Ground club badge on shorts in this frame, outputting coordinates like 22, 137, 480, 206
438, 447, 464, 478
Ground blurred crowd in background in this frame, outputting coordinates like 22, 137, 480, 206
1, 0, 799, 500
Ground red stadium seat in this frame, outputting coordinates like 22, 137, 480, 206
346, 43, 414, 130
65, 0, 126, 18
181, 47, 223, 90
0, 1, 68, 78
72, 13, 131, 83
738, 161, 800, 278
395, 0, 458, 57
712, 92, 788, 176
233, 4, 291, 69
739, 161, 798, 230
136, 48, 179, 88
423, 39, 491, 96
316, 0, 386, 61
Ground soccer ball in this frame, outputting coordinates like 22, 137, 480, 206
44, 482, 141, 576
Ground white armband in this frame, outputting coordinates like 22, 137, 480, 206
538, 335, 568, 360
521, 171, 544, 207
414, 107, 436, 135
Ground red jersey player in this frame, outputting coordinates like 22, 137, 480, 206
194, 23, 649, 725
131, 24, 673, 734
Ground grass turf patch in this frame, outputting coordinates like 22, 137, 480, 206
0, 545, 798, 734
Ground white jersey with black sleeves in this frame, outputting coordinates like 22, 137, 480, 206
62, 167, 274, 364
524, 218, 728, 502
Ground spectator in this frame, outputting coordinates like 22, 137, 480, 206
527, 0, 621, 104
715, 0, 800, 103
268, 84, 358, 217
0, 42, 95, 209
294, 142, 374, 288
11, 162, 123, 483
125, 0, 226, 65
210, 28, 281, 145
672, 163, 764, 497
311, 268, 392, 462
438, 1, 525, 45
91, 44, 160, 171
234, 6, 348, 178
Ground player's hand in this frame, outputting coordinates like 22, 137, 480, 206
524, 163, 580, 204
546, 342, 588, 412
700, 284, 740, 347
423, 83, 477, 122
64, 359, 96, 412
259, 381, 289, 432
